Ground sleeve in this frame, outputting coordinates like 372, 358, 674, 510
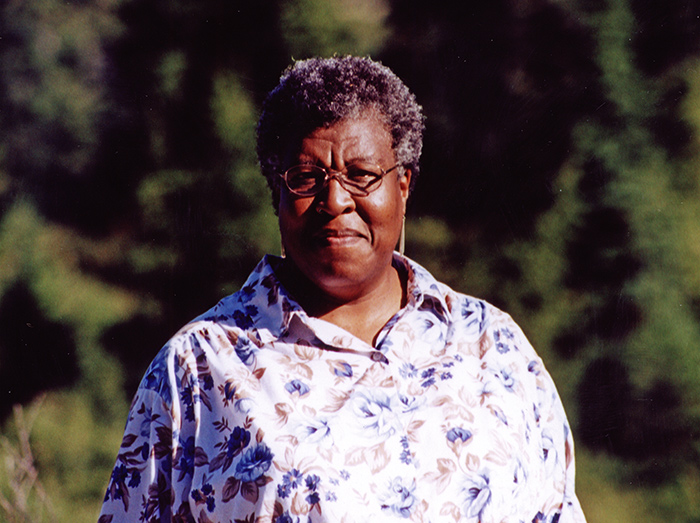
501, 310, 587, 523
549, 393, 587, 523
98, 385, 178, 522
532, 351, 587, 523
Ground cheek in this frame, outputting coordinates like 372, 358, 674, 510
279, 194, 311, 223
370, 188, 405, 224
362, 195, 404, 243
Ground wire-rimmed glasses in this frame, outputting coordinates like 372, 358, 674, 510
280, 162, 401, 197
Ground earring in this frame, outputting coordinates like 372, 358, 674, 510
280, 242, 286, 258
399, 216, 406, 256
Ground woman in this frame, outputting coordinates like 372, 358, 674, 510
100, 56, 586, 522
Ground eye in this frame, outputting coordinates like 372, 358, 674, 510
345, 164, 382, 186
286, 165, 323, 190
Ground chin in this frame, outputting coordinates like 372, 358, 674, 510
310, 264, 365, 288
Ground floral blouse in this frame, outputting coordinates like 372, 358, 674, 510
99, 254, 586, 523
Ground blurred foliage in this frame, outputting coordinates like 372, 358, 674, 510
280, 0, 390, 57
0, 401, 56, 523
2, 0, 700, 521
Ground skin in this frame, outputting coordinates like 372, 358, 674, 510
277, 110, 412, 346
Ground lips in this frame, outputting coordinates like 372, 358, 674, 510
312, 227, 367, 246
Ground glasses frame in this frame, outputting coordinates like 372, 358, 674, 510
279, 162, 401, 197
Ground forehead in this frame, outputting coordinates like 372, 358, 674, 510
296, 112, 394, 165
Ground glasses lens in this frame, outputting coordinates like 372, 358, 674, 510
285, 165, 324, 195
283, 163, 388, 196
344, 164, 383, 191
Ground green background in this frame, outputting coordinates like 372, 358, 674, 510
2, 0, 700, 520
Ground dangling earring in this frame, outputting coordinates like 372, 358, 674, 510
280, 242, 286, 258
399, 216, 406, 256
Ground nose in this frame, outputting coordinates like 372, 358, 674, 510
316, 175, 356, 216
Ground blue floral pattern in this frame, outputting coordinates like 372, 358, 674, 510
100, 254, 586, 522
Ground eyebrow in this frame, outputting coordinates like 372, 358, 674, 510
295, 155, 377, 167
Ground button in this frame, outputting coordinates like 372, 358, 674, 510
371, 351, 389, 364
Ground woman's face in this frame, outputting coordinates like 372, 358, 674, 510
278, 111, 411, 303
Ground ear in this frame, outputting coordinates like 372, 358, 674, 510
399, 168, 412, 203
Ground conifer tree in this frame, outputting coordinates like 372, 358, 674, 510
496, 0, 700, 518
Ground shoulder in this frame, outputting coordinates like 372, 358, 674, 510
137, 257, 280, 405
400, 255, 502, 330
400, 254, 541, 362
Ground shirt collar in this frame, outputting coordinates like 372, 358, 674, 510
236, 253, 452, 345
394, 253, 451, 323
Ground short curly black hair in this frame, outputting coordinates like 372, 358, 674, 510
256, 56, 424, 209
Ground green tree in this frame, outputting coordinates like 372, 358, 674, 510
4, 0, 700, 520
482, 0, 700, 520
0, 0, 397, 520
385, 1, 700, 520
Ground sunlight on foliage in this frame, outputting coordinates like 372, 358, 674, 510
2, 0, 700, 520
31, 390, 127, 522
281, 0, 391, 58
211, 72, 258, 156
0, 401, 57, 523
158, 50, 188, 99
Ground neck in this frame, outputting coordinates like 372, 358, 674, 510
277, 258, 406, 346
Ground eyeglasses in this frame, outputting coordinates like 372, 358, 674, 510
279, 162, 401, 197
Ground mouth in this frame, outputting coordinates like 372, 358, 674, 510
312, 227, 367, 246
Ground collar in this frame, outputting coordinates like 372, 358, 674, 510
395, 253, 451, 323
222, 253, 452, 347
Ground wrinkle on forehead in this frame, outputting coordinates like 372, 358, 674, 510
297, 110, 394, 169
